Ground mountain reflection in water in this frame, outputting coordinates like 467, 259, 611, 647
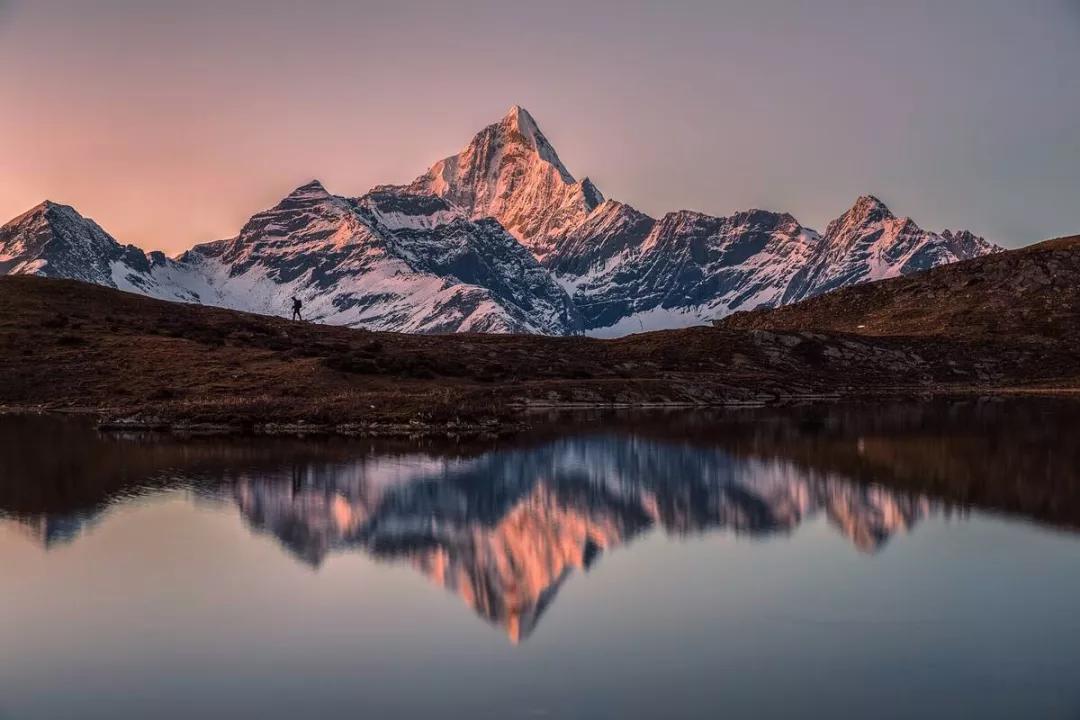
3, 400, 1079, 644
231, 440, 937, 641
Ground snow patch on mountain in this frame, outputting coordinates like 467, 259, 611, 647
585, 306, 706, 338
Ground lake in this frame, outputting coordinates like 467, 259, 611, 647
2, 401, 1079, 719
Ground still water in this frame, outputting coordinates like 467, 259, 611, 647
2, 401, 1080, 719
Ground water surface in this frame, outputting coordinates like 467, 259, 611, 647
2, 402, 1080, 719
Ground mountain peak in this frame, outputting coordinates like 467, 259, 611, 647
847, 194, 894, 223
0, 197, 150, 289
492, 105, 567, 177
286, 179, 331, 201
822, 195, 896, 241
8, 199, 84, 229
502, 104, 536, 130
500, 105, 545, 149
404, 106, 600, 257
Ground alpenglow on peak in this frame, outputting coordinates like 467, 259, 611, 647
401, 105, 604, 259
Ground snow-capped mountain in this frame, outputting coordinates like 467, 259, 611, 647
0, 105, 1001, 336
789, 194, 1001, 300
179, 181, 582, 334
0, 182, 582, 335
399, 105, 604, 260
392, 105, 999, 335
548, 193, 1001, 335
549, 205, 824, 335
0, 201, 200, 303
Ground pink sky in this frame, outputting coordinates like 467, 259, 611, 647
1, 0, 1077, 253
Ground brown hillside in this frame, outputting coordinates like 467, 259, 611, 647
1, 268, 1078, 432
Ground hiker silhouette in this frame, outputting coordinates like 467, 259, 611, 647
291, 296, 302, 321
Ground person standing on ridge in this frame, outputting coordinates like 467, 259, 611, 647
291, 296, 303, 321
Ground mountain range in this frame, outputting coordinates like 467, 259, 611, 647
0, 105, 1000, 336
